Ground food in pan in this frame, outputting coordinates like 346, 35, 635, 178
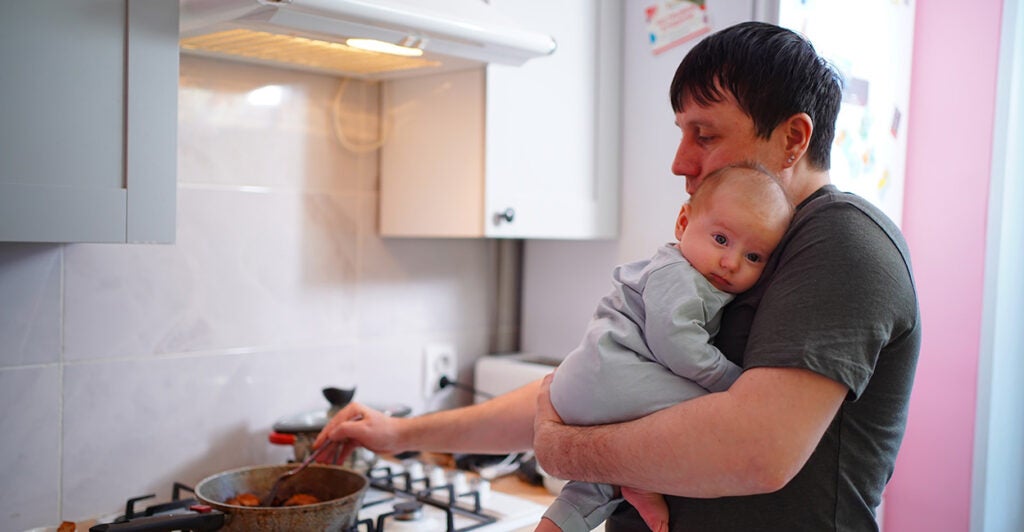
225, 491, 320, 507
283, 493, 321, 506
226, 493, 261, 507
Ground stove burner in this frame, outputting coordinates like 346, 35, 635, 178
366, 463, 498, 532
394, 501, 425, 521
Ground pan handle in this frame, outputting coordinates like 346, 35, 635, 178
89, 507, 225, 531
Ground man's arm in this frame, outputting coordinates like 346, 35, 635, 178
316, 379, 542, 458
532, 366, 847, 498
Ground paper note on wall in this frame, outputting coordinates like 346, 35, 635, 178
645, 0, 709, 55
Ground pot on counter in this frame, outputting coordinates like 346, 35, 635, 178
269, 387, 411, 469
194, 464, 367, 531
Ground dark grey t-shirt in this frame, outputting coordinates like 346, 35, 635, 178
606, 185, 922, 532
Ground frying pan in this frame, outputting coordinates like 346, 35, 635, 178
194, 464, 367, 531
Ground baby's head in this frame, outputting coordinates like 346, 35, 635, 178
674, 163, 793, 294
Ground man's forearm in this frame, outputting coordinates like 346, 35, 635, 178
533, 368, 847, 498
400, 379, 542, 454
534, 390, 756, 498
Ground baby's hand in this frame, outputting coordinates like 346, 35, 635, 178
534, 517, 563, 532
622, 487, 669, 532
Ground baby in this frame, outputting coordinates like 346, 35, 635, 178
540, 163, 794, 532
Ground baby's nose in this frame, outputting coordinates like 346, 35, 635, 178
720, 252, 740, 270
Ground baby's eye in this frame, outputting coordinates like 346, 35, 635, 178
745, 253, 762, 263
713, 234, 727, 245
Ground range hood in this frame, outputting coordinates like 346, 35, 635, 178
179, 0, 557, 79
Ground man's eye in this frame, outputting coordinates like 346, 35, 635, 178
746, 253, 762, 263
713, 234, 727, 245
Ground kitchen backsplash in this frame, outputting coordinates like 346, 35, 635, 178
0, 56, 504, 529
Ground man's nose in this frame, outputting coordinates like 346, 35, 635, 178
672, 139, 701, 186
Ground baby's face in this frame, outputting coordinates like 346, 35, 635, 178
676, 187, 789, 294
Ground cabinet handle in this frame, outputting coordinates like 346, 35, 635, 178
494, 208, 516, 225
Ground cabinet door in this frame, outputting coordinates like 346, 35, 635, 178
484, 0, 621, 239
379, 0, 621, 239
0, 0, 178, 243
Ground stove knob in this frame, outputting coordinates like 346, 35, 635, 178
451, 471, 470, 495
428, 465, 447, 487
403, 460, 425, 481
473, 478, 491, 504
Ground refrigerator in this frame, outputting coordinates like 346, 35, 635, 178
640, 0, 915, 228
773, 0, 916, 227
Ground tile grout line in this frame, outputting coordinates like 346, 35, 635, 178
57, 245, 65, 521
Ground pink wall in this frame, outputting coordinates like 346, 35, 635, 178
886, 2, 1005, 530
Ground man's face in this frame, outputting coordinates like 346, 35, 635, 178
672, 97, 783, 196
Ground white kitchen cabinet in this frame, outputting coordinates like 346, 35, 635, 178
0, 0, 178, 243
379, 0, 622, 239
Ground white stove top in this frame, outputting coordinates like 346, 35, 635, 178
360, 459, 547, 532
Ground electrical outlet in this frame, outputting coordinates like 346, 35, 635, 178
423, 343, 457, 398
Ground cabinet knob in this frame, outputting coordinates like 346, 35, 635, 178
494, 208, 516, 225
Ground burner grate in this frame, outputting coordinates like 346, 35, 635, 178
362, 464, 497, 532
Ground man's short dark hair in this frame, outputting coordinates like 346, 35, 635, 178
670, 22, 843, 171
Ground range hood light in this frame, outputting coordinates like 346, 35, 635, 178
345, 38, 424, 57
179, 0, 557, 79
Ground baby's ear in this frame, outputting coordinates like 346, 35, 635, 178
674, 204, 690, 240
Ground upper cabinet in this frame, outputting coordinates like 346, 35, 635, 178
0, 0, 179, 243
379, 0, 622, 239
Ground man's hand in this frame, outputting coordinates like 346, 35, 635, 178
533, 372, 570, 474
312, 402, 402, 464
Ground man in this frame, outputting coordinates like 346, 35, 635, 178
317, 22, 921, 531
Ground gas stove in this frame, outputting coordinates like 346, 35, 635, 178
89, 458, 547, 532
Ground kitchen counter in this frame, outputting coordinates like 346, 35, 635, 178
491, 472, 605, 532
490, 474, 556, 506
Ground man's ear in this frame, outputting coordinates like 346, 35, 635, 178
782, 112, 813, 167
674, 203, 690, 241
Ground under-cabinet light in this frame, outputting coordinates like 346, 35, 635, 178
345, 38, 424, 57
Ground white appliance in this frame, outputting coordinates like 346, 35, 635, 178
474, 354, 559, 403
179, 0, 557, 79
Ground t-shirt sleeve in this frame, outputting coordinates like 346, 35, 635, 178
742, 202, 915, 399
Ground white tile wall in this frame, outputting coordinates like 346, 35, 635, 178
0, 366, 61, 528
0, 56, 501, 529
0, 244, 61, 366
